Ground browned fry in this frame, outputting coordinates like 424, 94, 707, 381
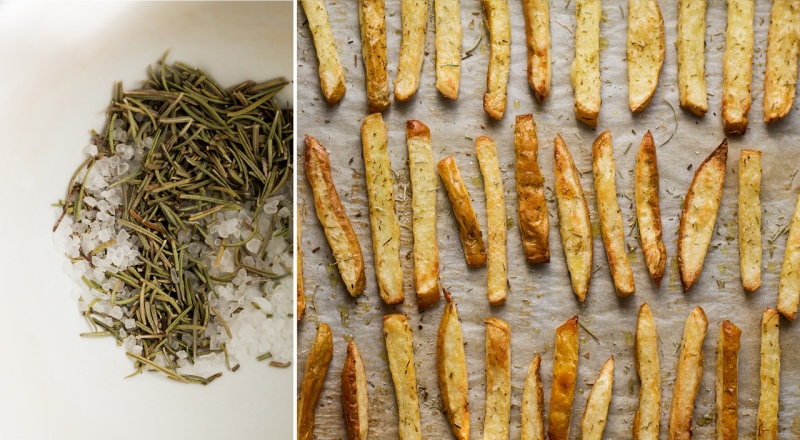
635, 131, 666, 288
436, 290, 469, 440
438, 156, 487, 267
668, 306, 708, 439
522, 0, 551, 102
384, 314, 422, 440
515, 114, 549, 264
548, 316, 579, 440
716, 320, 741, 440
297, 219, 305, 321
484, 317, 511, 439
359, 0, 390, 112
298, 323, 334, 440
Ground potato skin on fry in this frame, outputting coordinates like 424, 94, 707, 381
515, 115, 550, 264
627, 0, 665, 112
301, 0, 347, 104
722, 0, 754, 134
436, 290, 470, 440
739, 149, 762, 292
298, 323, 334, 440
342, 341, 369, 440
359, 0, 391, 113
435, 0, 462, 99
484, 317, 511, 440
571, 0, 602, 127
581, 356, 614, 440
763, 0, 800, 124
522, 0, 551, 102
635, 131, 666, 288
634, 303, 661, 440
476, 136, 508, 305
521, 354, 544, 440
548, 316, 579, 440
715, 320, 741, 440
778, 190, 800, 321
757, 308, 780, 440
677, 0, 709, 116
668, 306, 708, 440
438, 156, 487, 268
297, 220, 305, 321
395, 0, 428, 102
384, 314, 422, 440
482, 0, 511, 120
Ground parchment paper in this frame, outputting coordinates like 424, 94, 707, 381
297, 0, 800, 437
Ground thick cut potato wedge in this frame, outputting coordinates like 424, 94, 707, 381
435, 0, 462, 99
438, 156, 487, 267
778, 190, 800, 320
484, 317, 511, 440
571, 0, 602, 127
677, 0, 709, 116
521, 354, 544, 440
515, 115, 549, 264
627, 0, 665, 112
436, 290, 470, 440
482, 0, 511, 120
359, 0, 390, 113
635, 131, 666, 288
722, 0, 755, 134
298, 323, 334, 440
554, 135, 593, 302
715, 320, 741, 440
668, 306, 708, 440
304, 135, 367, 297
476, 137, 508, 305
297, 220, 305, 321
406, 120, 441, 309
757, 308, 780, 440
634, 303, 661, 440
739, 149, 762, 292
395, 0, 428, 101
592, 131, 635, 296
342, 341, 369, 440
302, 0, 347, 104
548, 316, 579, 440
383, 315, 422, 440
522, 0, 551, 102
763, 0, 800, 124
581, 356, 614, 440
361, 113, 403, 304
678, 140, 728, 292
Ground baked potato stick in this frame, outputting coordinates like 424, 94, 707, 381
515, 115, 550, 264
359, 0, 390, 112
715, 320, 741, 440
627, 0, 665, 112
482, 0, 511, 120
739, 149, 762, 292
476, 137, 508, 305
635, 131, 667, 288
592, 131, 635, 297
407, 120, 441, 309
435, 0, 462, 99
297, 220, 305, 321
301, 0, 347, 104
763, 0, 800, 124
554, 135, 593, 302
678, 140, 728, 292
548, 316, 579, 440
668, 306, 708, 439
522, 0, 551, 102
757, 308, 780, 440
778, 190, 800, 320
361, 113, 403, 305
436, 290, 470, 440
677, 0, 709, 116
342, 341, 369, 440
383, 315, 422, 440
521, 354, 544, 440
634, 303, 661, 439
571, 0, 602, 127
581, 356, 615, 440
438, 156, 487, 267
304, 135, 367, 297
722, 0, 755, 134
298, 323, 334, 440
395, 0, 428, 101
484, 317, 511, 440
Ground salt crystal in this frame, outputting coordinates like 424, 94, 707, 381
245, 238, 262, 253
109, 305, 123, 320
83, 144, 98, 156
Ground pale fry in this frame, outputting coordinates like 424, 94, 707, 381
627, 0, 665, 112
668, 306, 708, 440
678, 140, 728, 292
757, 308, 780, 440
301, 0, 347, 104
484, 317, 511, 440
739, 149, 762, 292
298, 323, 334, 440
438, 156, 487, 267
677, 0, 709, 116
435, 0, 462, 99
715, 320, 741, 440
476, 136, 508, 305
407, 120, 441, 309
520, 354, 544, 440
359, 0, 390, 112
383, 315, 422, 440
548, 316, 579, 440
722, 0, 755, 134
342, 341, 369, 440
395, 0, 429, 101
482, 0, 511, 120
763, 0, 800, 124
522, 0, 551, 102
571, 0, 602, 127
304, 135, 366, 297
361, 113, 403, 305
436, 290, 470, 440
515, 115, 549, 264
297, 220, 305, 321
592, 131, 635, 297
635, 131, 667, 288
554, 135, 593, 302
581, 356, 615, 440
634, 303, 661, 440
778, 189, 800, 320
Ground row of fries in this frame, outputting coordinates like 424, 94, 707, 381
302, 0, 800, 130
298, 302, 782, 438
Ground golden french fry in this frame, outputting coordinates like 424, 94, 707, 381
635, 131, 666, 288
715, 320, 741, 440
634, 303, 661, 439
297, 219, 305, 321
515, 115, 549, 264
476, 136, 508, 305
438, 156, 487, 268
484, 317, 511, 439
395, 0, 428, 101
763, 0, 800, 124
581, 356, 615, 440
739, 149, 762, 292
301, 0, 347, 104
522, 0, 551, 102
435, 0, 462, 99
627, 0, 665, 112
436, 290, 469, 440
757, 308, 780, 440
677, 0, 709, 116
668, 306, 708, 439
298, 323, 334, 440
722, 0, 755, 134
342, 341, 369, 440
778, 186, 800, 321
548, 316, 579, 440
384, 314, 422, 440
521, 354, 544, 440
482, 0, 511, 120
359, 0, 390, 112
571, 0, 602, 127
